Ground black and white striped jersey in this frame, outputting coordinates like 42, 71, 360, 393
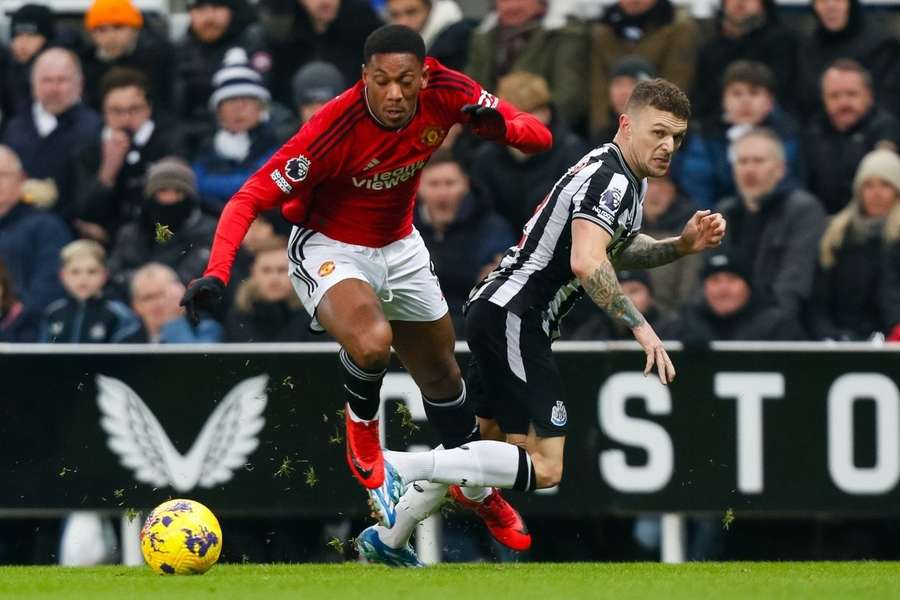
467, 142, 646, 331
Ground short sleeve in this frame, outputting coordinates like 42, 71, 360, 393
571, 166, 631, 236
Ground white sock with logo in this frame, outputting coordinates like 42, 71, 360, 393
376, 481, 448, 549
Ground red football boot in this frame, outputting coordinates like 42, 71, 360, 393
449, 486, 531, 551
344, 405, 384, 489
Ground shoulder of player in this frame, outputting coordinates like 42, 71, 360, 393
294, 84, 367, 160
423, 58, 476, 96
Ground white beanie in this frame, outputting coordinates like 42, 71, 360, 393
208, 47, 271, 112
853, 147, 900, 198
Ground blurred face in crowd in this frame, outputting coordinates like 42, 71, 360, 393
618, 106, 687, 178
11, 33, 47, 64
131, 269, 184, 335
619, 0, 656, 17
419, 161, 468, 230
243, 218, 277, 253
32, 49, 82, 115
705, 272, 751, 317
302, 0, 340, 29
732, 134, 785, 205
155, 188, 186, 206
822, 68, 872, 132
103, 85, 151, 133
217, 97, 264, 133
723, 82, 773, 125
859, 177, 899, 218
388, 0, 430, 33
190, 3, 232, 43
610, 76, 637, 117
723, 0, 764, 24
496, 0, 545, 28
642, 177, 677, 224
814, 0, 850, 31
251, 249, 292, 302
90, 25, 139, 60
0, 147, 25, 218
622, 280, 652, 313
363, 53, 426, 129
300, 101, 328, 125
61, 256, 107, 301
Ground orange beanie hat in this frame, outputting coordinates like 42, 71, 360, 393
84, 0, 143, 30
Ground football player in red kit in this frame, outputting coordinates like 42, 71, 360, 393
181, 25, 552, 557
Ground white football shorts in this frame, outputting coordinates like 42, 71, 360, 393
287, 225, 448, 331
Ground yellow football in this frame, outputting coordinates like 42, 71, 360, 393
140, 499, 222, 575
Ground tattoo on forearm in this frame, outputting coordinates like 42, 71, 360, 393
611, 234, 681, 270
583, 260, 645, 329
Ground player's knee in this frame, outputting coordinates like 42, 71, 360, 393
417, 356, 462, 398
347, 322, 392, 370
531, 454, 563, 489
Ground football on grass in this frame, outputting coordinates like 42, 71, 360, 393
140, 499, 222, 575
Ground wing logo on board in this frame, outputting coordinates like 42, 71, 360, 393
96, 374, 268, 492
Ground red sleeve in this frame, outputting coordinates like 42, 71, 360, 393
493, 97, 554, 155
204, 96, 356, 284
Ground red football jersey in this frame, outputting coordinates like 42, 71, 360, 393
205, 58, 553, 284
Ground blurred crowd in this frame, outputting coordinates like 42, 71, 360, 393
2, 0, 900, 347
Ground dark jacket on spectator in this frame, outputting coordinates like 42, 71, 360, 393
417, 0, 476, 71
805, 106, 900, 214
41, 295, 139, 343
0, 102, 102, 221
0, 300, 40, 342
662, 294, 806, 344
798, 0, 900, 118
0, 203, 71, 314
882, 236, 900, 336
717, 182, 826, 317
0, 46, 37, 121
562, 302, 673, 341
224, 279, 317, 342
76, 120, 185, 236
259, 0, 382, 105
470, 121, 587, 233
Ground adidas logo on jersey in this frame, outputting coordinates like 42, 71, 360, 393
363, 158, 381, 171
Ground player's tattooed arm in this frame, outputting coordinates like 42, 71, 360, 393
582, 259, 646, 329
610, 234, 681, 270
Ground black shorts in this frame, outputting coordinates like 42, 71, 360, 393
465, 299, 567, 437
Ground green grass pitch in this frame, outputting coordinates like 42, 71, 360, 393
2, 562, 899, 600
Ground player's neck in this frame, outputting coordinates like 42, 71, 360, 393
611, 134, 647, 180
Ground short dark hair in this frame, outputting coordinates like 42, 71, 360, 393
625, 78, 691, 121
824, 58, 873, 90
100, 67, 152, 103
363, 24, 426, 64
426, 148, 462, 170
722, 60, 776, 94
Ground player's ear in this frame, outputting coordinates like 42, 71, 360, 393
421, 63, 429, 87
618, 112, 631, 139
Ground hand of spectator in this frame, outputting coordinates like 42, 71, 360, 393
676, 210, 727, 255
180, 276, 225, 326
461, 104, 506, 142
73, 219, 110, 245
99, 129, 130, 187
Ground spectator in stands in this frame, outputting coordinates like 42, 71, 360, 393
590, 55, 654, 145
664, 249, 806, 344
1, 4, 56, 121
415, 150, 514, 336
691, 0, 799, 118
671, 60, 803, 209
0, 48, 102, 223
226, 211, 283, 307
193, 57, 279, 213
225, 236, 318, 341
810, 148, 900, 340
291, 60, 345, 127
386, 0, 475, 70
806, 60, 900, 215
799, 0, 900, 118
258, 0, 382, 105
588, 0, 697, 137
108, 157, 216, 293
0, 259, 40, 343
639, 176, 701, 314
41, 240, 139, 343
562, 270, 673, 340
175, 0, 270, 149
465, 0, 588, 129
79, 0, 176, 112
75, 68, 184, 245
717, 128, 825, 320
469, 71, 586, 234
121, 262, 223, 343
0, 145, 71, 316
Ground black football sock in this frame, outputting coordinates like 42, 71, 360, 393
422, 381, 480, 449
340, 347, 386, 421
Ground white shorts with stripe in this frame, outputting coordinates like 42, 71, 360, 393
287, 226, 448, 331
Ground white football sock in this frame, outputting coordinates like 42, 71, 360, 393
385, 440, 530, 490
376, 481, 448, 549
460, 486, 491, 502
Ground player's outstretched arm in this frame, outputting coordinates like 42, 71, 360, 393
571, 219, 675, 384
612, 210, 727, 270
459, 99, 552, 154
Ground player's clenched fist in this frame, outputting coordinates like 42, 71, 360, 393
461, 104, 506, 142
180, 275, 225, 325
675, 210, 727, 255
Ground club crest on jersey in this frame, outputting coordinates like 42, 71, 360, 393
285, 155, 311, 182
550, 401, 567, 427
420, 125, 446, 147
318, 261, 335, 277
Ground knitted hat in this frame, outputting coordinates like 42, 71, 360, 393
497, 71, 551, 113
852, 148, 900, 198
188, 0, 239, 9
144, 157, 197, 198
209, 48, 271, 111
617, 269, 653, 292
701, 250, 752, 283
85, 0, 144, 30
611, 56, 656, 81
292, 61, 346, 106
11, 4, 55, 40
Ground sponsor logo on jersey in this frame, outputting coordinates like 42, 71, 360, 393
352, 159, 427, 190
318, 261, 335, 277
270, 169, 293, 194
285, 155, 311, 182
550, 401, 567, 427
420, 125, 446, 147
477, 88, 499, 109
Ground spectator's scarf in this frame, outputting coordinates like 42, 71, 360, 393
494, 17, 542, 79
814, 0, 863, 43
601, 0, 674, 42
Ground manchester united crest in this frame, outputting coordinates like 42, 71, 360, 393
318, 261, 335, 277
420, 125, 446, 147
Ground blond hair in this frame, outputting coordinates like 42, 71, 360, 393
60, 239, 106, 267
